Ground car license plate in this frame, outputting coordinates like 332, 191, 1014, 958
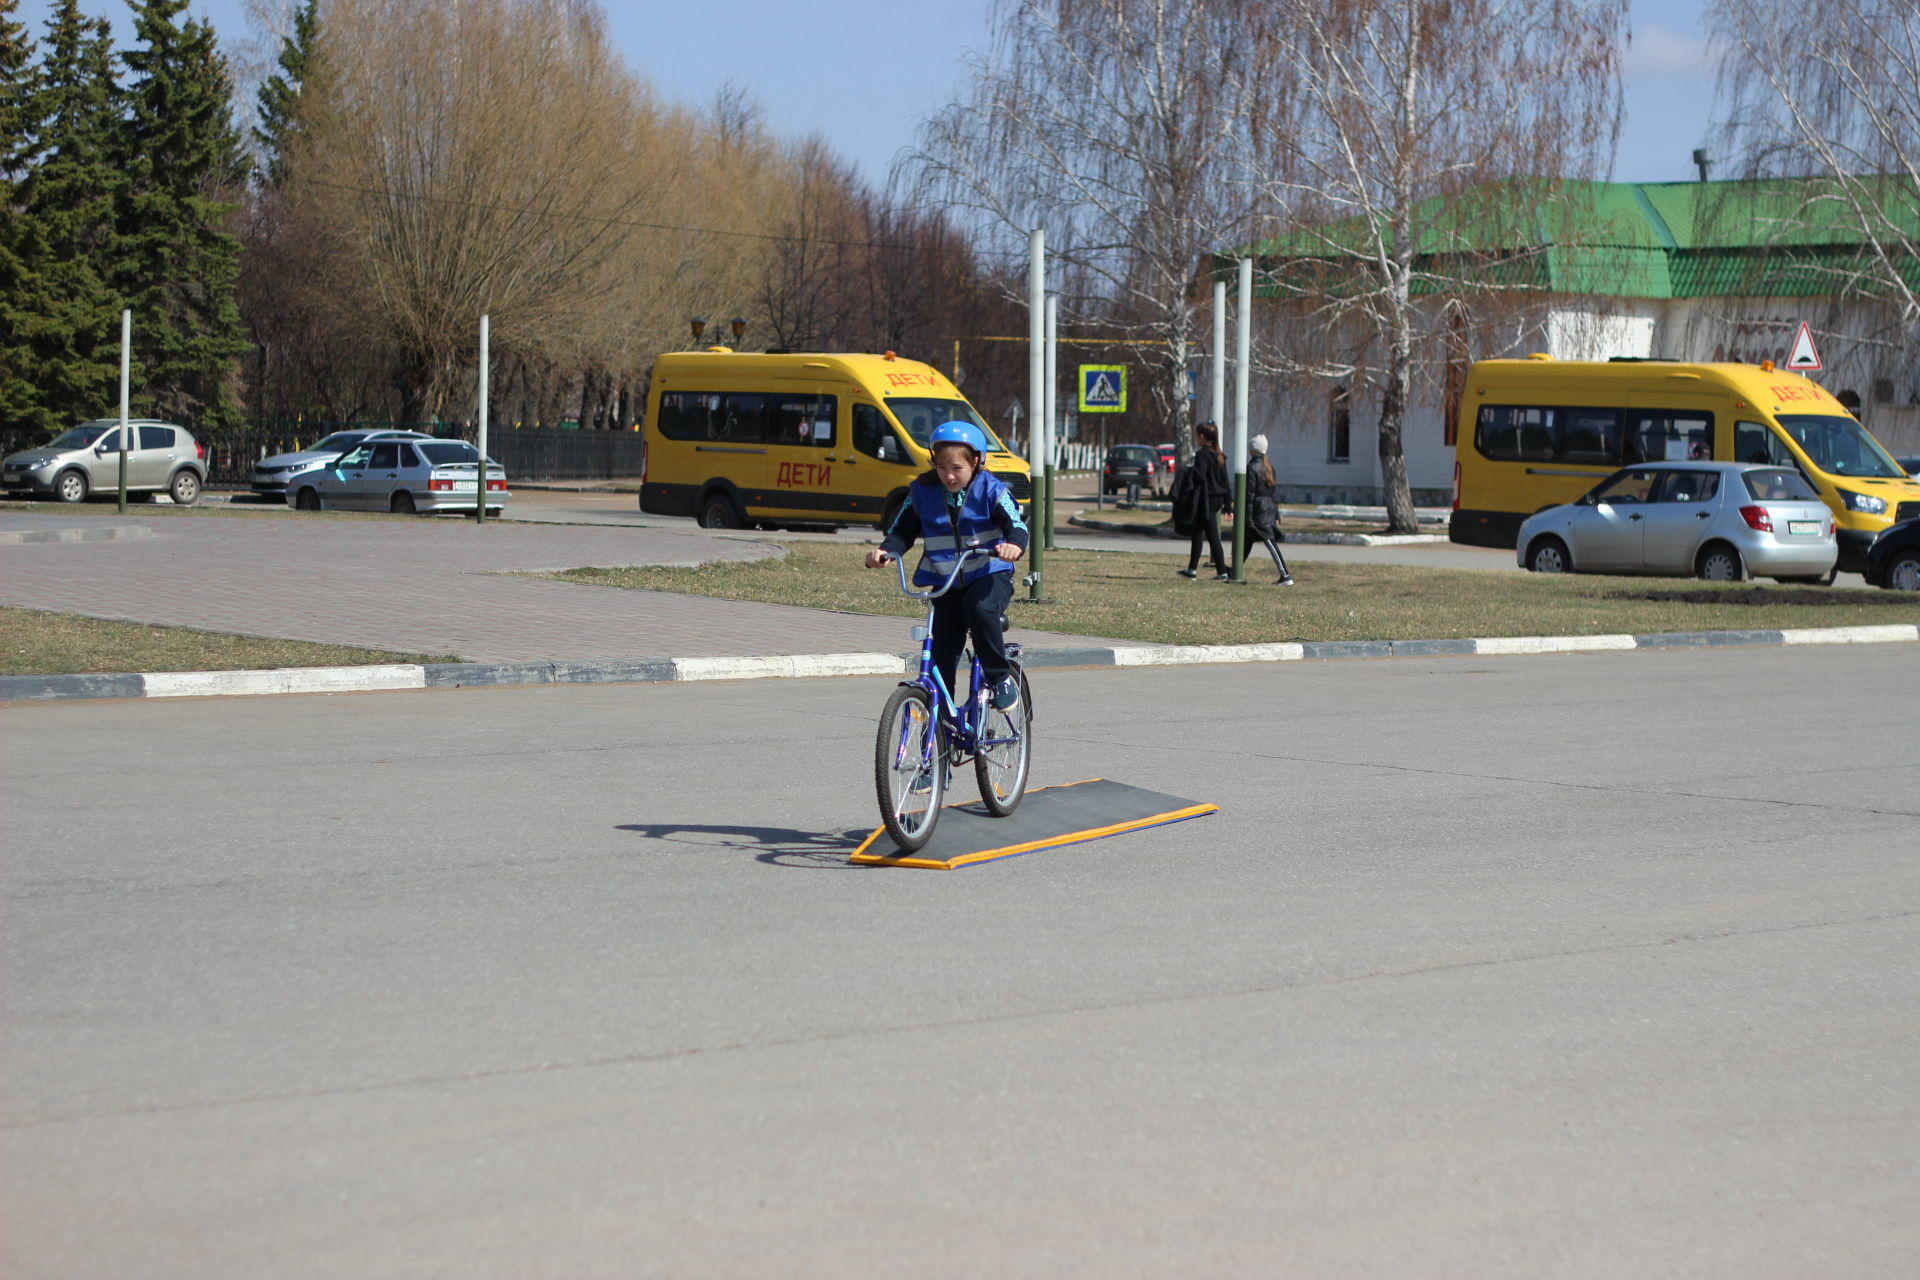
450, 480, 477, 493
1788, 520, 1819, 535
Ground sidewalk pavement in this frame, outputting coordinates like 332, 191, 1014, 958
2, 508, 1914, 702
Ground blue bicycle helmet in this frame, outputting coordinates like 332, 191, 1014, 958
928, 420, 989, 456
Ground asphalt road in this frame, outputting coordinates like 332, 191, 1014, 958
5, 647, 1916, 1277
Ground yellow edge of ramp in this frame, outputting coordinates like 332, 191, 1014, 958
851, 778, 1220, 871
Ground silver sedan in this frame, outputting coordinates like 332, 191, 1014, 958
1518, 462, 1836, 583
286, 438, 509, 516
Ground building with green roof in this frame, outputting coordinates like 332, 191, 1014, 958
1221, 175, 1918, 503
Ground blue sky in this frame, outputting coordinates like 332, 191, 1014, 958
18, 0, 1719, 186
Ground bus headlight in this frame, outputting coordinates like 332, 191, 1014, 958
1839, 489, 1886, 514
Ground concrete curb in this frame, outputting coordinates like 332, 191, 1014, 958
1068, 514, 1446, 546
5, 624, 1914, 703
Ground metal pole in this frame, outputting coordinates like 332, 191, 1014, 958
1211, 280, 1229, 579
476, 315, 490, 525
1026, 229, 1045, 600
1231, 258, 1253, 582
116, 309, 130, 512
1043, 293, 1058, 552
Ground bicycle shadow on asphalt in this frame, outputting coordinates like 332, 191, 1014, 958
615, 822, 876, 869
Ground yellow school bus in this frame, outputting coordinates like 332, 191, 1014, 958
639, 350, 1032, 530
1450, 356, 1920, 572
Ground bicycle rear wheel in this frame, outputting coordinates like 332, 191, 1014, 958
875, 684, 944, 851
974, 667, 1031, 816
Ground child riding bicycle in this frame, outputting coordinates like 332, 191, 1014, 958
864, 421, 1029, 709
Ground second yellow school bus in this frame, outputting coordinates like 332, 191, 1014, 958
639, 350, 1032, 531
1450, 356, 1920, 573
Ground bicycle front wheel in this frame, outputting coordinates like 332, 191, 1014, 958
875, 684, 944, 852
974, 668, 1031, 816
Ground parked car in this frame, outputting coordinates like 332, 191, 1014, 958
249, 429, 435, 500
1156, 442, 1178, 485
2, 418, 206, 505
1101, 444, 1160, 496
1516, 462, 1837, 583
285, 438, 508, 515
1895, 456, 1920, 479
1863, 517, 1920, 590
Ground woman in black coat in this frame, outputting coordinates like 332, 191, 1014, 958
1245, 433, 1294, 585
1175, 422, 1231, 579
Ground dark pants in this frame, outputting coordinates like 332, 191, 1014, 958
1187, 510, 1226, 574
1248, 525, 1291, 579
931, 570, 1014, 698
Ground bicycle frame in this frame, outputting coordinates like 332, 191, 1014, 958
888, 546, 1019, 769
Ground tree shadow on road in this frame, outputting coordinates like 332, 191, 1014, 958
615, 822, 875, 869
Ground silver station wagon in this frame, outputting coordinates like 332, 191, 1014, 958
1517, 462, 1837, 583
285, 438, 509, 516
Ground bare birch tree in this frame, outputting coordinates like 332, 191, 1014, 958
1246, 0, 1627, 531
1707, 0, 1919, 337
912, 0, 1271, 458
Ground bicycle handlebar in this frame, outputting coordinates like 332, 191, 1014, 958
889, 543, 995, 600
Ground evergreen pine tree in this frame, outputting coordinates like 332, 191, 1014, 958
0, 0, 41, 429
118, 0, 247, 426
3, 0, 124, 436
254, 0, 317, 187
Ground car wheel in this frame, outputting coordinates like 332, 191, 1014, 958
1884, 550, 1920, 591
55, 470, 89, 503
1695, 542, 1746, 582
697, 493, 741, 529
168, 470, 200, 505
390, 491, 416, 515
1526, 536, 1571, 574
293, 487, 322, 511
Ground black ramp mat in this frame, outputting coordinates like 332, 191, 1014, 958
850, 778, 1218, 870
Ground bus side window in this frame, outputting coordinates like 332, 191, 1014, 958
1560, 408, 1622, 464
852, 404, 900, 462
1628, 411, 1711, 463
1735, 421, 1787, 466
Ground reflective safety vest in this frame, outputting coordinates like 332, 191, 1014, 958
907, 471, 1023, 587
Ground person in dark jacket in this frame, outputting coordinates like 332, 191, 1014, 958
1245, 433, 1294, 585
866, 421, 1029, 708
1174, 421, 1231, 580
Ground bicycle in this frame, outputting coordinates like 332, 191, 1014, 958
873, 545, 1033, 853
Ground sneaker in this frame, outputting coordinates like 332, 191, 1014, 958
1213, 572, 1232, 581
1276, 575, 1294, 586
991, 675, 1021, 709
1176, 568, 1199, 579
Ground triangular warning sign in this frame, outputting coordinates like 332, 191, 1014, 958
1786, 321, 1822, 371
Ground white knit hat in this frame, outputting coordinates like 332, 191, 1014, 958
1250, 433, 1268, 454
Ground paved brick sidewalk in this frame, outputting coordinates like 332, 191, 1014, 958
0, 513, 1130, 663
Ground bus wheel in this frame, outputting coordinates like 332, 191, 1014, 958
697, 493, 740, 529
1526, 536, 1570, 574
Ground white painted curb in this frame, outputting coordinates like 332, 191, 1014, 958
1474, 634, 1639, 655
670, 653, 906, 682
1778, 624, 1920, 645
140, 664, 429, 698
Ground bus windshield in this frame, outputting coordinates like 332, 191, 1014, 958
1776, 414, 1903, 479
885, 398, 1008, 453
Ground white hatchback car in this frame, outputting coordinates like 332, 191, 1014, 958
286, 438, 508, 516
1517, 462, 1836, 583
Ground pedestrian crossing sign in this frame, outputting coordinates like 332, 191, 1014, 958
1078, 364, 1127, 413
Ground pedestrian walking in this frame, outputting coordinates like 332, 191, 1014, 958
1246, 433, 1294, 585
1173, 421, 1231, 580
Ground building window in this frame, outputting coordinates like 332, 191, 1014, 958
1329, 387, 1351, 463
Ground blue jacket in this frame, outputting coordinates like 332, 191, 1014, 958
880, 469, 1029, 587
